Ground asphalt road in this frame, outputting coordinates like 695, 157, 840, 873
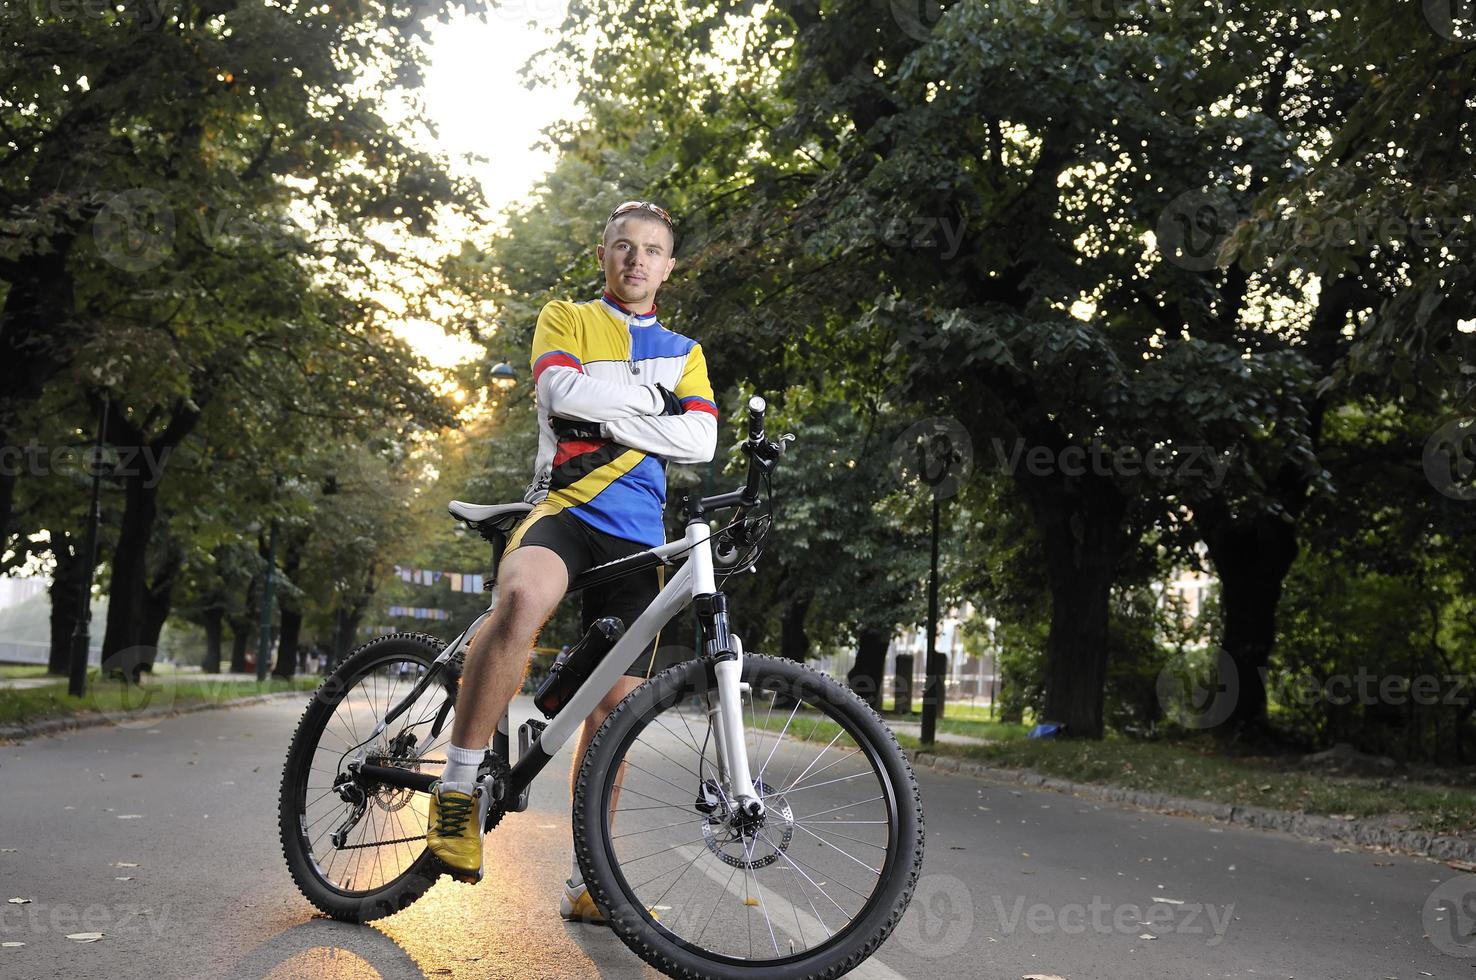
0, 694, 1465, 980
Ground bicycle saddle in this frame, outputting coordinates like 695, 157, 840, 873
447, 500, 533, 528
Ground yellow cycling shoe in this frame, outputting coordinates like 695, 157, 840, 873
427, 780, 483, 883
560, 879, 660, 925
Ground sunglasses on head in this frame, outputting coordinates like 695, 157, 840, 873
608, 200, 674, 230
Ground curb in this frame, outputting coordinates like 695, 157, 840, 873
905, 749, 1476, 865
0, 689, 312, 743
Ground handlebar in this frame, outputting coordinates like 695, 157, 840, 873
692, 394, 793, 519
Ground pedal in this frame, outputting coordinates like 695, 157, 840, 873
512, 720, 547, 812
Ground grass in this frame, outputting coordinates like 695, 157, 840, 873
0, 664, 49, 679
0, 672, 320, 727
751, 701, 1476, 841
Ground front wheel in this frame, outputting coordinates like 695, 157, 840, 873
573, 654, 925, 980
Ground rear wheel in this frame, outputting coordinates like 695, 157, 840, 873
278, 632, 457, 921
573, 654, 925, 980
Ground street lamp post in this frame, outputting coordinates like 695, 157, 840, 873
920, 494, 944, 745
68, 393, 110, 697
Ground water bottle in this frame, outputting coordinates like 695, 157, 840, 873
534, 616, 625, 718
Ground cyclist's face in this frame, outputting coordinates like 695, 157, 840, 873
598, 214, 675, 311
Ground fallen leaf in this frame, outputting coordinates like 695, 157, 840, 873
66, 933, 105, 942
1138, 933, 1158, 940
1, 941, 25, 948
113, 863, 138, 868
6, 898, 30, 905
114, 877, 134, 882
0, 849, 15, 853
1446, 860, 1476, 873
116, 815, 144, 820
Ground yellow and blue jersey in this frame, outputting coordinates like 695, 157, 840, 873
524, 293, 718, 547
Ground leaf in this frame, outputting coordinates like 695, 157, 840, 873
66, 933, 105, 942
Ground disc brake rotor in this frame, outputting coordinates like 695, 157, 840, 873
701, 781, 794, 869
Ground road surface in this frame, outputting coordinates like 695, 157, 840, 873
0, 694, 1463, 979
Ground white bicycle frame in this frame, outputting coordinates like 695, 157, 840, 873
384, 512, 766, 816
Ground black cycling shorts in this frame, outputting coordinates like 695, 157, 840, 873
505, 503, 683, 679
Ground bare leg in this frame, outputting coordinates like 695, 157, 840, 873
450, 546, 568, 751
570, 674, 642, 816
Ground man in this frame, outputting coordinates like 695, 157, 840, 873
424, 201, 719, 923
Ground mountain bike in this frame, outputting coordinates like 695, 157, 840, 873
277, 396, 925, 980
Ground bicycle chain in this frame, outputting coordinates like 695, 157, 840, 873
336, 833, 428, 851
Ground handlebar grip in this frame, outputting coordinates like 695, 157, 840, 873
747, 395, 766, 441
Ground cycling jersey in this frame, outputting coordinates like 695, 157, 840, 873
522, 292, 719, 547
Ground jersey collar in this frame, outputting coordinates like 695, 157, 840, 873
600, 291, 659, 327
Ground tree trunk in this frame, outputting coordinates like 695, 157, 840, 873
139, 545, 182, 660
229, 620, 251, 674
1198, 506, 1299, 739
201, 606, 224, 674
271, 531, 307, 680
98, 399, 199, 680
100, 476, 159, 682
847, 627, 891, 710
273, 608, 301, 680
47, 533, 87, 675
0, 246, 78, 545
779, 595, 812, 663
1026, 473, 1126, 740
333, 607, 361, 664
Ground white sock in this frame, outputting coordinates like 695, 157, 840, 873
569, 851, 583, 888
439, 743, 483, 792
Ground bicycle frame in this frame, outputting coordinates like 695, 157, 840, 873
349, 510, 766, 820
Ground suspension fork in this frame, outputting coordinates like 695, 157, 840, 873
696, 593, 764, 819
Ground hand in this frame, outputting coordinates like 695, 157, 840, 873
550, 416, 604, 441
654, 383, 684, 416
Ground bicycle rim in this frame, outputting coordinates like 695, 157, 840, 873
291, 649, 455, 895
594, 661, 904, 967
